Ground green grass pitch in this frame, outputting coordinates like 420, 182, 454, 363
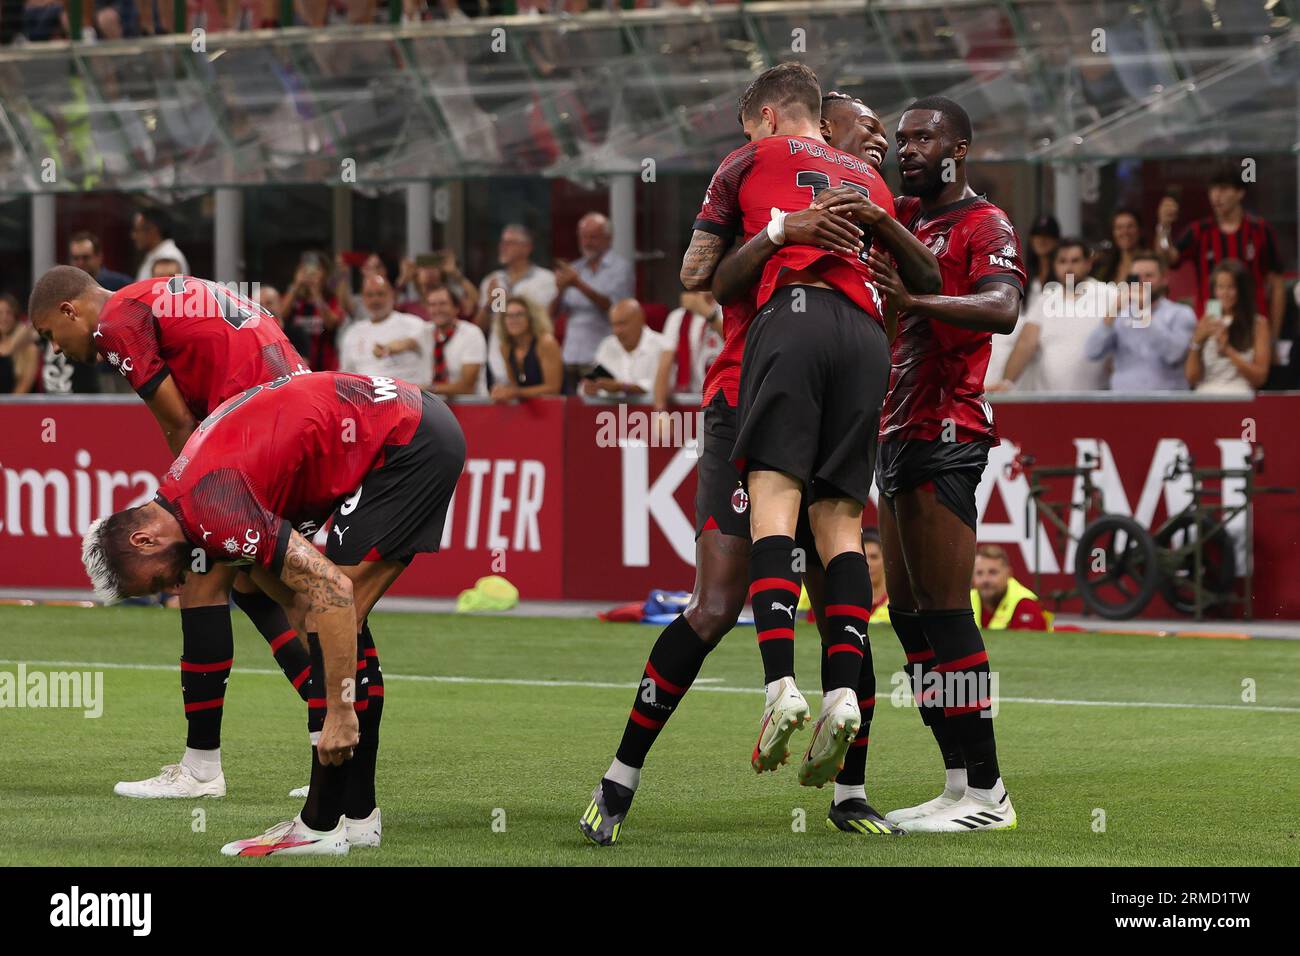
1, 605, 1297, 866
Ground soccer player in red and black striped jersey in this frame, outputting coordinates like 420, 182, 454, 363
80, 371, 466, 855
580, 69, 939, 846
29, 267, 314, 800
865, 96, 1025, 832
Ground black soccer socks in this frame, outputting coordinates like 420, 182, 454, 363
230, 588, 312, 702
819, 552, 871, 692
615, 614, 712, 771
749, 535, 801, 685
892, 608, 965, 772
179, 605, 234, 751
346, 623, 384, 820
919, 608, 1000, 789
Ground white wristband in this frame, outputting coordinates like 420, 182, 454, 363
766, 207, 787, 246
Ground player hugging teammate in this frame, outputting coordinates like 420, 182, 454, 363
583, 63, 961, 845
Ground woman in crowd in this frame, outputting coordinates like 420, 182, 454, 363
283, 251, 345, 370
0, 293, 39, 394
1186, 259, 1271, 395
1092, 207, 1144, 284
490, 295, 562, 402
1022, 214, 1060, 310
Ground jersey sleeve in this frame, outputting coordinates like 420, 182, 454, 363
95, 292, 170, 397
1257, 218, 1283, 274
965, 211, 1027, 294
691, 143, 757, 242
185, 469, 290, 573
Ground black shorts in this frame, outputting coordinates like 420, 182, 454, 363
876, 438, 991, 531
695, 393, 751, 540
325, 392, 466, 566
733, 285, 890, 506
694, 392, 818, 557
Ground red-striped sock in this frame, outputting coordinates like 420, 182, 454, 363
614, 615, 711, 775
179, 605, 234, 752
231, 588, 312, 702
820, 551, 870, 692
920, 608, 1000, 789
749, 535, 801, 686
892, 608, 965, 770
346, 623, 383, 819
301, 632, 346, 832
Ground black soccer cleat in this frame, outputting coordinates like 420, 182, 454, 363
825, 798, 905, 835
579, 778, 634, 847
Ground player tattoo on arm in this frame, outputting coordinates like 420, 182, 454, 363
280, 529, 357, 717
680, 231, 728, 291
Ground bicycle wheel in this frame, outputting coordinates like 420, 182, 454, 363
1153, 514, 1238, 614
1074, 514, 1161, 620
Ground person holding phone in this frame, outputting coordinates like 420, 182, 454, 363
1186, 259, 1271, 394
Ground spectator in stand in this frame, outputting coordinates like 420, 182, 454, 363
131, 208, 189, 281
396, 251, 478, 322
150, 257, 182, 279
257, 283, 312, 358
554, 212, 635, 392
1022, 214, 1060, 309
582, 298, 671, 400
654, 290, 723, 397
283, 251, 345, 370
1185, 259, 1271, 395
1156, 166, 1286, 341
1085, 250, 1196, 391
338, 273, 432, 387
68, 231, 133, 291
427, 285, 487, 398
490, 295, 562, 402
94, 0, 143, 39
971, 544, 1051, 631
1091, 207, 1144, 285
477, 224, 557, 387
0, 293, 38, 394
993, 237, 1109, 393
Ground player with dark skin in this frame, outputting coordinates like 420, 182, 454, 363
866, 108, 1020, 623
866, 100, 1024, 831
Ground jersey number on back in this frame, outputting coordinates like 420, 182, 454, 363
795, 171, 874, 263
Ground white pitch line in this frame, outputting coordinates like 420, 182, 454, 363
3, 657, 1298, 715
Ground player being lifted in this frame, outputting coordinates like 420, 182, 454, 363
28, 267, 314, 799
580, 65, 936, 845
81, 371, 466, 855
867, 97, 1025, 832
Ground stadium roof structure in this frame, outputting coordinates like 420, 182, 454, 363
0, 0, 1295, 194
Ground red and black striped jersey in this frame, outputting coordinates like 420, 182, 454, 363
700, 292, 755, 408
1174, 214, 1281, 317
157, 372, 424, 572
692, 135, 894, 321
94, 276, 310, 419
880, 195, 1026, 444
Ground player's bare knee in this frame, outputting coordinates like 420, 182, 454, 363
687, 594, 744, 644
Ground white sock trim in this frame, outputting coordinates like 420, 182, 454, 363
605, 758, 640, 792
833, 783, 866, 806
182, 747, 221, 781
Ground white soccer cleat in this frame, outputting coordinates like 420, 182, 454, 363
288, 785, 309, 798
751, 677, 811, 773
884, 787, 966, 825
798, 687, 861, 788
114, 764, 226, 799
220, 816, 350, 857
345, 808, 382, 848
899, 789, 1017, 833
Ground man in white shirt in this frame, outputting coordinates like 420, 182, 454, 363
428, 286, 488, 398
583, 299, 672, 400
993, 238, 1110, 393
656, 291, 723, 395
131, 209, 190, 282
477, 224, 557, 385
337, 274, 432, 388
555, 212, 636, 383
